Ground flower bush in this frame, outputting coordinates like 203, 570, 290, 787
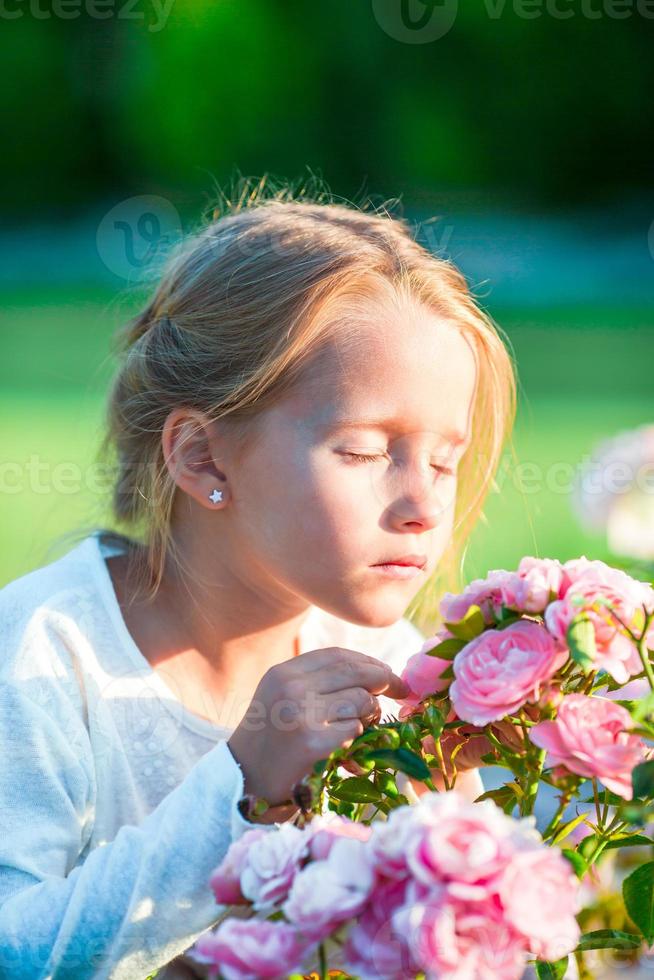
190, 555, 654, 979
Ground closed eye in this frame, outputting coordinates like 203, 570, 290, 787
342, 452, 455, 476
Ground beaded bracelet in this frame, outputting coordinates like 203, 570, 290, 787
236, 792, 296, 821
237, 781, 314, 821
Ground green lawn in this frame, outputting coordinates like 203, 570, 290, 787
1, 288, 652, 587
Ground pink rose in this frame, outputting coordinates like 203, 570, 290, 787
282, 836, 377, 938
369, 803, 419, 879
500, 557, 565, 614
450, 621, 568, 726
239, 823, 309, 911
498, 847, 581, 961
209, 827, 270, 905
439, 569, 516, 625
308, 813, 372, 862
406, 792, 534, 892
343, 877, 418, 980
529, 694, 650, 799
191, 918, 310, 980
545, 559, 654, 683
392, 894, 527, 980
562, 556, 654, 615
397, 635, 452, 717
439, 560, 563, 631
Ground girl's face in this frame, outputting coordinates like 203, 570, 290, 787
221, 298, 477, 627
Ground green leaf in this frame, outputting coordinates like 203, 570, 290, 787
633, 760, 654, 800
603, 834, 653, 850
623, 861, 654, 944
362, 747, 431, 780
444, 604, 485, 641
575, 929, 641, 951
630, 725, 654, 740
566, 616, 597, 674
474, 785, 515, 804
632, 690, 654, 723
398, 721, 422, 747
551, 812, 590, 846
495, 614, 524, 631
328, 777, 383, 804
350, 730, 384, 750
561, 848, 588, 879
424, 637, 466, 660
533, 957, 569, 979
474, 785, 517, 814
579, 790, 624, 806
619, 801, 651, 826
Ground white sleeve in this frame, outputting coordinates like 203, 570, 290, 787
0, 684, 272, 980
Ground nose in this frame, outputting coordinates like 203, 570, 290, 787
386, 457, 454, 531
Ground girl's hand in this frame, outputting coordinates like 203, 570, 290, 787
227, 647, 409, 809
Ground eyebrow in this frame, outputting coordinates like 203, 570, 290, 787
317, 417, 470, 446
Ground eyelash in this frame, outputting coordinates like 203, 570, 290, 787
343, 452, 455, 476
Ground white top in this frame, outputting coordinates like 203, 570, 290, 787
0, 530, 427, 979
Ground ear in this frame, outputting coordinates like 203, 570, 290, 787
161, 407, 229, 509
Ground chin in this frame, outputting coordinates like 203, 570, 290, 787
336, 593, 413, 630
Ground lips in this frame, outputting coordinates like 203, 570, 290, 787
374, 555, 427, 569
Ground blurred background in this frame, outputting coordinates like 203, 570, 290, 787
1, 0, 653, 587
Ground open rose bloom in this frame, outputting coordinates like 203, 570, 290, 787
192, 794, 581, 980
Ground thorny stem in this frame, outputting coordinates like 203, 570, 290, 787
636, 609, 654, 692
592, 778, 603, 828
581, 672, 597, 695
518, 709, 531, 751
433, 738, 452, 790
542, 788, 574, 840
522, 747, 546, 816
585, 816, 627, 869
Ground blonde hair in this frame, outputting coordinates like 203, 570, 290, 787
99, 174, 518, 635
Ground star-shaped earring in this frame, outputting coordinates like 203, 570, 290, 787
209, 488, 223, 504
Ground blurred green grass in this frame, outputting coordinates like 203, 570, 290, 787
1, 288, 652, 587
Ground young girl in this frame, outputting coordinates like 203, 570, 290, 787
0, 183, 516, 978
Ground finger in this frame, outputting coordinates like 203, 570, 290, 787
338, 718, 365, 747
372, 669, 411, 701
315, 661, 409, 700
323, 687, 380, 725
300, 646, 402, 673
317, 718, 364, 750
